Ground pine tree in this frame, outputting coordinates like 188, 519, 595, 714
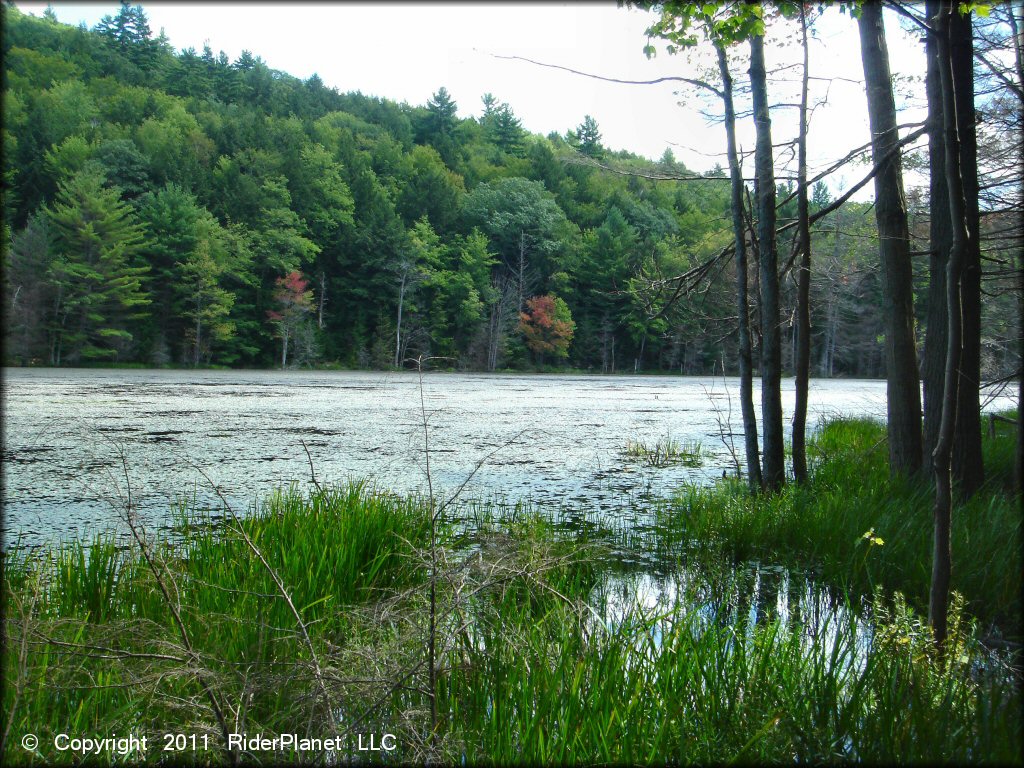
492, 104, 524, 156
46, 171, 150, 362
575, 115, 603, 157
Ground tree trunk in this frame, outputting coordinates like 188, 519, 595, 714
930, 3, 968, 650
517, 231, 527, 313
749, 32, 785, 490
1009, 6, 1024, 495
194, 297, 202, 368
317, 269, 326, 330
923, 0, 952, 474
395, 271, 407, 368
950, 7, 984, 497
792, 4, 813, 485
858, 0, 924, 477
718, 43, 762, 492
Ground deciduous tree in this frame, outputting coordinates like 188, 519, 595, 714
267, 271, 314, 368
519, 294, 576, 360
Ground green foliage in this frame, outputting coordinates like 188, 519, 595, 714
2, 3, 940, 375
640, 1, 765, 52
572, 114, 604, 157
667, 416, 1023, 636
45, 170, 150, 361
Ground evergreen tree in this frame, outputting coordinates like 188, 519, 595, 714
424, 86, 459, 166
492, 104, 525, 156
574, 115, 603, 158
45, 171, 150, 362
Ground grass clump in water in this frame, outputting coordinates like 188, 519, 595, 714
624, 435, 705, 468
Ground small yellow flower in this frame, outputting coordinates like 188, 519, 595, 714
861, 528, 884, 546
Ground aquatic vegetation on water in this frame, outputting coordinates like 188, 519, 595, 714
624, 435, 706, 468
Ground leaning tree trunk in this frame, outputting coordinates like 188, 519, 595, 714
858, 0, 924, 477
930, 3, 968, 651
792, 4, 813, 485
950, 7, 984, 497
749, 32, 785, 490
718, 43, 763, 492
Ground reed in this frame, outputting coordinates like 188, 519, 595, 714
439, 575, 1022, 764
624, 435, 705, 468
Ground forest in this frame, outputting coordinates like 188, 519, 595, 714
3, 2, 1016, 379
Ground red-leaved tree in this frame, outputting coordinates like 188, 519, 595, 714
266, 271, 314, 368
518, 294, 575, 361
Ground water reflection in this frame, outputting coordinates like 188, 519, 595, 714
596, 560, 871, 665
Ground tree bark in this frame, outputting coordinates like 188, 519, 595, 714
858, 0, 924, 477
792, 4, 813, 485
950, 7, 984, 497
923, 0, 951, 475
924, 4, 984, 496
317, 269, 326, 330
749, 33, 785, 490
1009, 5, 1024, 495
194, 297, 202, 368
930, 3, 968, 650
718, 44, 762, 492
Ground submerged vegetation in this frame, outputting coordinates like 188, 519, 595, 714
3, 419, 1021, 764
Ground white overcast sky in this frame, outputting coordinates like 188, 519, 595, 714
17, 2, 929, 197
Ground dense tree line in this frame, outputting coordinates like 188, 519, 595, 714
0, 2, 1017, 391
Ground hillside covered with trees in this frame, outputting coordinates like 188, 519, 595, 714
0, 3, 1017, 380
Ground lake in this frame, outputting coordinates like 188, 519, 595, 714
2, 367, 1008, 547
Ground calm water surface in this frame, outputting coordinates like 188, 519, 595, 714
0, 367, 915, 546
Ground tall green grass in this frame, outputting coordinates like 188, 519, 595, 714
4, 432, 1021, 765
2, 483, 431, 763
665, 416, 1022, 638
439, 578, 1021, 764
624, 435, 705, 467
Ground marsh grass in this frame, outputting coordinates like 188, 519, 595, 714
439, 577, 1021, 765
4, 419, 1022, 764
665, 416, 1022, 638
624, 435, 705, 468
